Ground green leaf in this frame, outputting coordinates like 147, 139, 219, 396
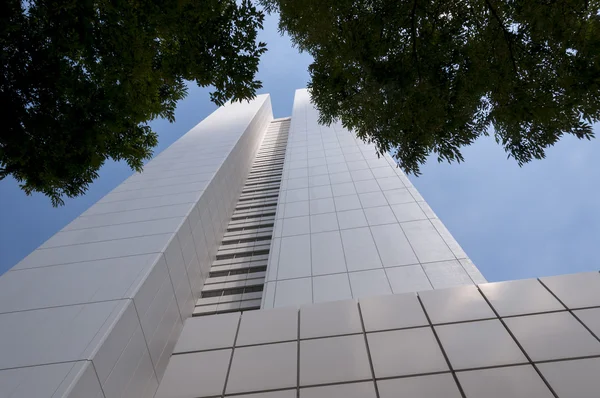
262, 0, 599, 174
0, 0, 267, 205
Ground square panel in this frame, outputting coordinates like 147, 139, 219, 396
367, 157, 390, 168
284, 201, 310, 218
0, 299, 127, 370
479, 279, 564, 316
283, 188, 309, 203
101, 181, 206, 205
417, 201, 437, 219
347, 160, 368, 170
41, 218, 182, 248
237, 307, 298, 346
391, 202, 427, 223
287, 168, 309, 179
337, 209, 368, 230
282, 216, 310, 237
16, 234, 173, 270
311, 231, 347, 275
0, 254, 158, 314
288, 160, 308, 170
64, 198, 190, 227
537, 357, 600, 398
340, 228, 383, 271
260, 282, 276, 309
378, 374, 462, 398
504, 311, 600, 361
367, 328, 448, 378
286, 177, 309, 190
350, 169, 375, 181
460, 258, 487, 284
300, 335, 371, 386
154, 349, 231, 398
371, 167, 396, 178
334, 194, 362, 211
349, 269, 392, 298
457, 365, 553, 398
313, 274, 353, 303
267, 239, 281, 282
430, 219, 469, 261
328, 171, 352, 184
277, 235, 311, 280
300, 299, 362, 338
341, 143, 360, 153
309, 185, 333, 200
422, 260, 475, 289
301, 382, 376, 398
574, 308, 600, 336
419, 285, 495, 324
307, 150, 325, 159
332, 182, 357, 197
274, 278, 313, 308
0, 362, 95, 398
61, 360, 111, 398
376, 176, 404, 190
163, 239, 188, 299
540, 272, 600, 309
359, 293, 428, 332
308, 165, 328, 177
100, 326, 149, 398
226, 342, 297, 394
401, 220, 455, 263
79, 193, 200, 218
407, 187, 424, 201
383, 188, 414, 205
173, 312, 239, 353
308, 157, 326, 167
435, 319, 527, 369
309, 198, 336, 215
370, 224, 418, 267
145, 285, 181, 370
327, 163, 349, 174
310, 213, 338, 233
358, 192, 388, 208
364, 206, 396, 226
386, 265, 433, 294
354, 180, 380, 194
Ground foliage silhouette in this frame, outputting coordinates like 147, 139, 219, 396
262, 0, 599, 174
1, 0, 266, 205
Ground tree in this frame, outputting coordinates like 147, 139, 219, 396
262, 0, 600, 175
0, 0, 266, 205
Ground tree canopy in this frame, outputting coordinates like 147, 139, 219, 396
262, 0, 600, 175
1, 0, 266, 205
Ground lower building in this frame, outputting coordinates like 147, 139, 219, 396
0, 89, 599, 397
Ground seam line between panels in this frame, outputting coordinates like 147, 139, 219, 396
537, 278, 600, 343
475, 286, 560, 398
416, 295, 467, 398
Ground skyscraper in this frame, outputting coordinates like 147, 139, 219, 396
0, 89, 599, 397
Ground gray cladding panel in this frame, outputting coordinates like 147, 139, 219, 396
0, 95, 273, 397
155, 272, 600, 398
265, 89, 485, 309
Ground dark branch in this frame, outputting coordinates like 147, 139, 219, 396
410, 0, 421, 80
484, 0, 518, 73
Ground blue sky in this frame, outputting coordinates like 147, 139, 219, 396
1, 13, 598, 281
